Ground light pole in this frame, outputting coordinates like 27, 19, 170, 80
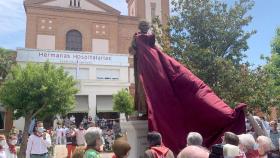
76, 59, 80, 80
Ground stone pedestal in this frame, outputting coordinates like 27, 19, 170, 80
120, 120, 148, 158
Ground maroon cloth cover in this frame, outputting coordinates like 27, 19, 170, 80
134, 33, 246, 154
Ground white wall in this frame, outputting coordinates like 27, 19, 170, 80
13, 117, 25, 131
62, 65, 128, 81
92, 39, 109, 53
43, 0, 106, 12
36, 35, 55, 50
81, 0, 105, 12
43, 0, 69, 7
64, 67, 90, 80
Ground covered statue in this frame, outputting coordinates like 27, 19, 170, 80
129, 21, 246, 154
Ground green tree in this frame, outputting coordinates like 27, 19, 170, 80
0, 62, 78, 158
113, 89, 134, 120
152, 0, 256, 106
154, 0, 255, 63
243, 67, 276, 113
0, 48, 16, 80
272, 28, 280, 55
259, 27, 280, 112
233, 27, 280, 114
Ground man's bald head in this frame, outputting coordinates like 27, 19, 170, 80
177, 145, 209, 158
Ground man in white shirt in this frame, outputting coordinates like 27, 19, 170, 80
61, 125, 68, 145
26, 121, 51, 158
55, 126, 63, 145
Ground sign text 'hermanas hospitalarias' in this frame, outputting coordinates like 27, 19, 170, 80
16, 49, 129, 66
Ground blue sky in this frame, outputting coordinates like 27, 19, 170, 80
244, 0, 280, 66
0, 0, 279, 67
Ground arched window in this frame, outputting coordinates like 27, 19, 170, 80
66, 30, 82, 51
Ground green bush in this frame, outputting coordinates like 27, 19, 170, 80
113, 89, 134, 120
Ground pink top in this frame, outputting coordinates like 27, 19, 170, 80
76, 129, 86, 145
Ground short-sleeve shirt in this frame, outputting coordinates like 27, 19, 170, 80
270, 130, 280, 150
83, 149, 100, 158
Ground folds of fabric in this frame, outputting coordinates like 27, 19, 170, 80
134, 33, 246, 154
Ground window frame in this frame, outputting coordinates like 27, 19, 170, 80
96, 68, 120, 80
66, 29, 83, 51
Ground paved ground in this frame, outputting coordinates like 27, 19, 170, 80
54, 145, 113, 158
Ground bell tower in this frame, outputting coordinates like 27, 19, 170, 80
126, 0, 169, 25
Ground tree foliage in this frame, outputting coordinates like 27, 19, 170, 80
113, 89, 134, 120
0, 62, 78, 119
0, 48, 16, 80
258, 27, 280, 112
0, 62, 78, 157
244, 67, 277, 112
271, 28, 280, 55
152, 0, 257, 107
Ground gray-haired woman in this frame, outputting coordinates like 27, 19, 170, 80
83, 127, 103, 158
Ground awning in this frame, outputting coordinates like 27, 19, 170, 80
96, 95, 114, 112
72, 95, 89, 112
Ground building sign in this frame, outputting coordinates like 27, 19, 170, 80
16, 48, 129, 66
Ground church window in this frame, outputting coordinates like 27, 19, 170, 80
66, 30, 82, 51
96, 69, 120, 80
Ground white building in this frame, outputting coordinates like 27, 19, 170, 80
15, 48, 132, 129
13, 0, 169, 130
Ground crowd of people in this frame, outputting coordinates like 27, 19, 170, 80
56, 116, 117, 157
52, 116, 121, 152
140, 113, 280, 158
0, 132, 18, 158
1, 112, 280, 158
0, 115, 121, 158
23, 118, 98, 158
71, 113, 280, 158
68, 113, 280, 158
